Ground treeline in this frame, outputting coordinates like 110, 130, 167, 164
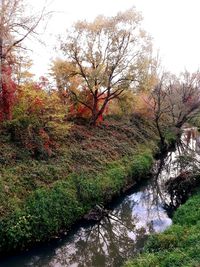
0, 2, 200, 158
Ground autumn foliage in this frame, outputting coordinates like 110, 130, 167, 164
0, 65, 17, 121
0, 7, 200, 159
68, 87, 109, 124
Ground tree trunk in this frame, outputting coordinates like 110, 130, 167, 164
155, 117, 166, 150
90, 97, 109, 126
175, 116, 187, 129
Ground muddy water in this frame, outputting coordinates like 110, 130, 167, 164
1, 129, 199, 267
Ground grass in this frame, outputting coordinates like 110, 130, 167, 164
0, 118, 157, 254
124, 190, 200, 267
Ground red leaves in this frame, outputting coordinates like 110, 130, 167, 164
39, 128, 53, 156
69, 89, 109, 124
28, 96, 44, 114
0, 65, 17, 121
23, 127, 55, 158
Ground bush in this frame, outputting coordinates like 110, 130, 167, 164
25, 181, 83, 238
124, 254, 160, 267
163, 128, 178, 146
3, 116, 55, 159
71, 174, 103, 208
0, 209, 32, 251
99, 162, 126, 196
0, 181, 84, 252
130, 149, 153, 180
173, 194, 200, 226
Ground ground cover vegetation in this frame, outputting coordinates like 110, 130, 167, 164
1, 0, 200, 255
124, 189, 200, 267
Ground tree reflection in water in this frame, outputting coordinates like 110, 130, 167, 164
27, 177, 172, 267
43, 200, 155, 267
141, 128, 200, 218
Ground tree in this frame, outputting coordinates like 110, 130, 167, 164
166, 71, 200, 128
0, 0, 47, 121
51, 59, 82, 105
59, 8, 152, 125
148, 71, 200, 149
13, 50, 35, 85
148, 77, 171, 149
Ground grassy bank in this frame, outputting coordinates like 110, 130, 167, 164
0, 117, 157, 254
125, 189, 200, 267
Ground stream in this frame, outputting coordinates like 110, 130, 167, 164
1, 128, 199, 267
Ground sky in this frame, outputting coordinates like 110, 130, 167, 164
26, 0, 200, 78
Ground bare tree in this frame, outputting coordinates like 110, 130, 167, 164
166, 71, 200, 128
148, 71, 200, 149
149, 78, 170, 148
59, 8, 152, 125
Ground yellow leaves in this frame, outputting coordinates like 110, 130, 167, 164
14, 81, 66, 119
108, 90, 136, 116
133, 92, 154, 119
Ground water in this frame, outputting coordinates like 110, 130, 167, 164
1, 128, 199, 267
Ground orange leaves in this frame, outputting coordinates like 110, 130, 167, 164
28, 96, 44, 114
68, 89, 109, 124
133, 92, 154, 119
69, 103, 91, 120
38, 128, 53, 157
15, 78, 51, 117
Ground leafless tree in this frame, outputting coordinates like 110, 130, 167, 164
166, 71, 200, 128
148, 71, 200, 149
148, 75, 171, 148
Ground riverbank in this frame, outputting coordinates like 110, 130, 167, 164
0, 117, 159, 255
125, 187, 200, 267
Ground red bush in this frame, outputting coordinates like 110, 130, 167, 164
0, 65, 17, 121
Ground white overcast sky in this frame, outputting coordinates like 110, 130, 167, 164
26, 0, 200, 78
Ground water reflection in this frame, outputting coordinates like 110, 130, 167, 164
1, 181, 171, 267
147, 127, 200, 213
1, 128, 200, 267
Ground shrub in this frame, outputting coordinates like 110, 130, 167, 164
0, 209, 32, 252
70, 174, 103, 208
173, 194, 200, 226
163, 128, 178, 146
130, 149, 153, 180
25, 181, 84, 238
0, 181, 84, 252
124, 254, 160, 267
3, 116, 55, 159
